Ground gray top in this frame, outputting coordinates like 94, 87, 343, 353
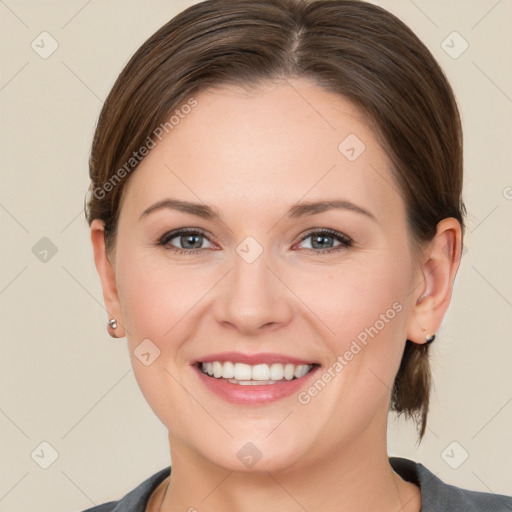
80, 457, 512, 511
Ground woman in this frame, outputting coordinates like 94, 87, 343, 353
83, 0, 511, 510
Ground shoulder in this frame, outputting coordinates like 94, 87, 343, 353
390, 457, 512, 512
78, 466, 171, 512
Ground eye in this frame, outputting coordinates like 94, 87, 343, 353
294, 229, 353, 254
156, 227, 353, 256
158, 228, 216, 254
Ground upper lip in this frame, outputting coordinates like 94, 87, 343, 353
192, 352, 317, 366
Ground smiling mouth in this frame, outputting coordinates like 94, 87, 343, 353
197, 361, 318, 385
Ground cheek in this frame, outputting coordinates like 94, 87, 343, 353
312, 255, 411, 344
114, 253, 209, 429
116, 252, 212, 342
305, 253, 413, 395
293, 256, 412, 428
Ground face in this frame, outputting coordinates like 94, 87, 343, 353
103, 79, 425, 472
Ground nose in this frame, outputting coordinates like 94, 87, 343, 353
213, 248, 294, 336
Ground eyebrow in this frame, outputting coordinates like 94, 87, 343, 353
140, 198, 377, 222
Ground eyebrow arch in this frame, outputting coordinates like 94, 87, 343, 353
140, 199, 222, 221
288, 200, 377, 221
140, 198, 377, 222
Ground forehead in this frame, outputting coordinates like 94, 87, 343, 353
121, 78, 403, 221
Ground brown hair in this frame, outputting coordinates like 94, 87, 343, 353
86, 0, 465, 441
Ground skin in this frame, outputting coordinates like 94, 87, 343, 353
91, 78, 461, 512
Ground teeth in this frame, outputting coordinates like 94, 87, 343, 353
270, 363, 284, 381
252, 364, 270, 380
295, 365, 310, 378
213, 361, 223, 378
228, 379, 278, 386
234, 362, 252, 381
223, 361, 235, 379
284, 363, 295, 380
200, 361, 314, 382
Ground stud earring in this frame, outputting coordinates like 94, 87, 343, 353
107, 318, 118, 338
422, 327, 435, 344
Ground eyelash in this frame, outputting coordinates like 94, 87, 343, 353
156, 227, 353, 256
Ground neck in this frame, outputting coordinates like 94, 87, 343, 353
157, 416, 421, 512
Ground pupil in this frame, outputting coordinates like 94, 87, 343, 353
312, 234, 332, 249
182, 234, 202, 249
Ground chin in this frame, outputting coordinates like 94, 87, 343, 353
195, 436, 310, 474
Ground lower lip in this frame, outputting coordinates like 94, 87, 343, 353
193, 364, 320, 405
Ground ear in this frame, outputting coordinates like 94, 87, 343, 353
90, 219, 126, 338
406, 218, 462, 345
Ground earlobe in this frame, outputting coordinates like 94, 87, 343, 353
406, 218, 462, 345
90, 220, 126, 338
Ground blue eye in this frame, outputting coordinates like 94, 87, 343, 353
295, 229, 353, 254
157, 228, 353, 256
158, 228, 214, 254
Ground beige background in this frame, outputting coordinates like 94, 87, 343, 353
1, 0, 511, 510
